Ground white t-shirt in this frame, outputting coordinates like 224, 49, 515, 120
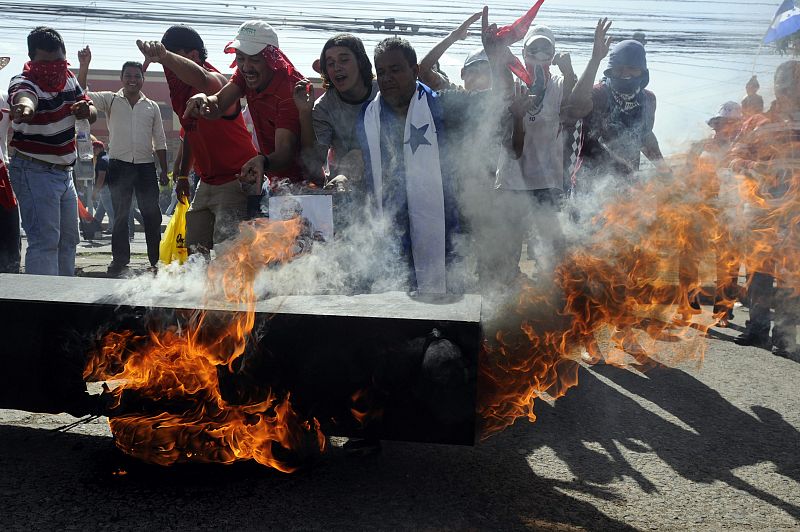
496, 73, 564, 191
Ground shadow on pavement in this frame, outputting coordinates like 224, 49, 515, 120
3, 364, 797, 528
509, 364, 800, 521
0, 423, 634, 530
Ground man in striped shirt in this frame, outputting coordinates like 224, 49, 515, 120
8, 27, 97, 276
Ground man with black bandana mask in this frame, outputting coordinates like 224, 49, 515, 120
729, 60, 800, 359
570, 22, 666, 361
570, 27, 665, 185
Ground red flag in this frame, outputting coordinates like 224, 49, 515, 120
494, 0, 547, 86
495, 0, 547, 45
77, 197, 94, 222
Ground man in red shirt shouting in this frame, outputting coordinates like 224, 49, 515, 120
182, 21, 307, 188
137, 25, 257, 256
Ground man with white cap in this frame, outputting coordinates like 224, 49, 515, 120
184, 20, 305, 188
492, 23, 583, 281
696, 101, 743, 164
680, 101, 744, 325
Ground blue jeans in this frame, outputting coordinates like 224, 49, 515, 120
94, 184, 115, 228
9, 156, 79, 276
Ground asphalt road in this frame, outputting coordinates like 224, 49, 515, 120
1, 302, 798, 531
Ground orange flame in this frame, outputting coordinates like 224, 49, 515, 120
349, 387, 384, 427
85, 218, 326, 472
478, 156, 751, 438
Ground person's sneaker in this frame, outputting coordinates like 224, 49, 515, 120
106, 262, 129, 278
342, 438, 381, 457
145, 265, 158, 276
734, 332, 771, 349
580, 349, 603, 365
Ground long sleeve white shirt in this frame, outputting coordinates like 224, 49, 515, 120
88, 89, 167, 164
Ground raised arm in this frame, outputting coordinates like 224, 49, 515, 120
481, 6, 514, 95
567, 18, 612, 119
77, 45, 91, 89
136, 39, 227, 95
419, 12, 481, 90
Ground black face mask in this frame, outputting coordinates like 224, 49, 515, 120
609, 75, 642, 95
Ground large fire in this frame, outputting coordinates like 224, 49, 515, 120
82, 149, 796, 469
84, 218, 327, 473
477, 155, 790, 438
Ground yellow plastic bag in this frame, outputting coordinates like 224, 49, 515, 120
159, 199, 189, 265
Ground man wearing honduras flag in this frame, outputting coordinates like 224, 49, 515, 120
357, 7, 512, 295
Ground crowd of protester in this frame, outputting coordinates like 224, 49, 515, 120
0, 6, 797, 359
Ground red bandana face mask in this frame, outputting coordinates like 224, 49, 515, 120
23, 60, 71, 92
225, 44, 299, 82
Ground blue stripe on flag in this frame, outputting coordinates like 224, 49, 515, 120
765, 0, 800, 43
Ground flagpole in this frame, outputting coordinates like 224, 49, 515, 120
754, 1, 781, 74
752, 42, 764, 75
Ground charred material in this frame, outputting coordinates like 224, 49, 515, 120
0, 274, 481, 446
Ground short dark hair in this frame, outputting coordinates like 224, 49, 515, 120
320, 34, 374, 91
374, 37, 417, 67
120, 61, 144, 78
27, 26, 66, 60
161, 25, 207, 63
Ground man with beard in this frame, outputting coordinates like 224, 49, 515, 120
730, 61, 800, 359
8, 26, 96, 276
570, 33, 665, 185
137, 25, 257, 256
77, 48, 169, 276
182, 21, 305, 190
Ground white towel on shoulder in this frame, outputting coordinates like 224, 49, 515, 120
363, 85, 447, 294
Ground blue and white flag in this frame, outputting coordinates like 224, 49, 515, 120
764, 0, 800, 44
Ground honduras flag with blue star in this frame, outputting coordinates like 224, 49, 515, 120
765, 0, 800, 44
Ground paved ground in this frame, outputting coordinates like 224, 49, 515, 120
0, 303, 798, 530
3, 231, 800, 530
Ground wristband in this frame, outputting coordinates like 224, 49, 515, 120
176, 175, 189, 181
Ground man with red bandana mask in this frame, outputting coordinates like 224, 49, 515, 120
183, 21, 306, 189
136, 25, 257, 256
8, 26, 97, 276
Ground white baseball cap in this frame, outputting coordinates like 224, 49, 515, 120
708, 101, 743, 125
224, 20, 279, 56
523, 25, 556, 51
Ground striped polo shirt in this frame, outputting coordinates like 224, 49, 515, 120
8, 73, 90, 165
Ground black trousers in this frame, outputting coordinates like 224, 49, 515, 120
107, 160, 161, 267
0, 203, 21, 273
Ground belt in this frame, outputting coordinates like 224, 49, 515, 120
14, 152, 74, 172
